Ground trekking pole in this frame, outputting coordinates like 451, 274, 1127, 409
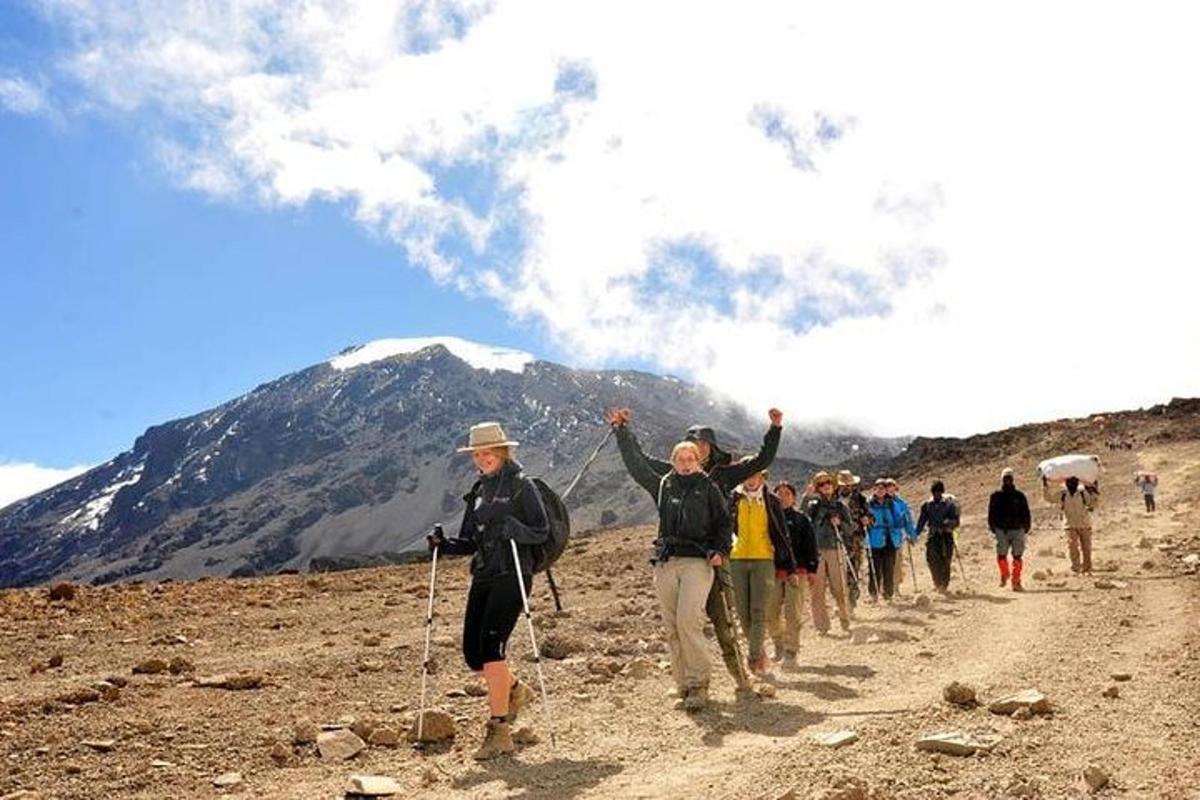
716, 574, 753, 687
560, 427, 613, 502
862, 533, 878, 602
833, 522, 861, 587
906, 538, 920, 593
416, 535, 440, 746
952, 533, 971, 592
510, 540, 556, 747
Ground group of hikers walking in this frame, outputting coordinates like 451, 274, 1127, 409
424, 411, 1128, 759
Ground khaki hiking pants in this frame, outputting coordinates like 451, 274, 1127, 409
767, 575, 807, 656
654, 557, 715, 691
811, 548, 850, 632
729, 559, 774, 661
705, 566, 747, 685
1066, 527, 1094, 573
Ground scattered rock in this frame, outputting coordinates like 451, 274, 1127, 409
1182, 553, 1200, 566
167, 656, 194, 675
813, 730, 859, 748
1006, 778, 1039, 797
988, 689, 1051, 716
1032, 571, 1048, 581
48, 583, 77, 602
1094, 579, 1128, 590
407, 710, 456, 743
47, 654, 64, 669
312, 729, 362, 762
444, 689, 468, 698
81, 739, 117, 753
347, 774, 401, 796
57, 687, 101, 705
1011, 707, 1033, 721
755, 683, 777, 699
350, 719, 377, 741
912, 594, 932, 609
916, 732, 1001, 756
540, 633, 585, 660
132, 658, 169, 675
212, 771, 242, 788
463, 683, 488, 697
513, 727, 541, 745
367, 726, 401, 748
1082, 765, 1110, 792
150, 759, 174, 768
269, 741, 292, 765
1136, 537, 1154, 549
1111, 672, 1132, 682
104, 675, 129, 688
1101, 685, 1120, 699
622, 658, 655, 679
942, 681, 977, 707
293, 719, 321, 745
194, 673, 265, 690
809, 775, 872, 800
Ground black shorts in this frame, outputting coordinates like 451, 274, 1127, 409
462, 574, 529, 671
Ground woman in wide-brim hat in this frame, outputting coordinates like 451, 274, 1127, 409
429, 422, 549, 760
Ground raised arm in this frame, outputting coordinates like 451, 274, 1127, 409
722, 409, 783, 485
613, 423, 670, 498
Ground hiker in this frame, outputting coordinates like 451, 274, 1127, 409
607, 406, 783, 695
610, 428, 730, 711
883, 478, 917, 590
836, 470, 872, 608
987, 468, 1032, 590
916, 480, 961, 593
1043, 475, 1100, 574
1135, 472, 1158, 512
427, 422, 548, 760
770, 481, 818, 667
803, 472, 854, 633
728, 466, 798, 674
866, 478, 916, 600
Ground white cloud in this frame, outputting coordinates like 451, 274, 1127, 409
0, 75, 49, 115
0, 462, 90, 510
33, 0, 1200, 436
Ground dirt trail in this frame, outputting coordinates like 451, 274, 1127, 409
2, 442, 1198, 799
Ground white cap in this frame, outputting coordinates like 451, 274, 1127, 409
1001, 467, 1014, 479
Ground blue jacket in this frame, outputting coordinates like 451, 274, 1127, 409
867, 496, 917, 549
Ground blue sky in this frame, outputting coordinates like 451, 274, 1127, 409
2, 1, 1199, 506
0, 106, 546, 468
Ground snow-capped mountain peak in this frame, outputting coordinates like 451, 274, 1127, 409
329, 336, 535, 374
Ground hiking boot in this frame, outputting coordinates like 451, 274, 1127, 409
506, 680, 537, 723
839, 618, 851, 632
683, 685, 708, 712
781, 652, 799, 670
473, 719, 514, 761
1012, 581, 1025, 592
750, 655, 770, 676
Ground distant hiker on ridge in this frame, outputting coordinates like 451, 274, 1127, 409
1043, 474, 1099, 575
428, 422, 548, 759
987, 468, 1032, 591
607, 406, 784, 696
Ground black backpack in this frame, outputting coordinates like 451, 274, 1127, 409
526, 477, 570, 574
467, 474, 570, 574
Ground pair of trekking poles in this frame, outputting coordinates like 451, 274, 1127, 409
415, 427, 615, 748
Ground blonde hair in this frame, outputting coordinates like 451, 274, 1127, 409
670, 441, 701, 463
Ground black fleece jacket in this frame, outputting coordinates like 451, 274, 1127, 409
440, 459, 550, 580
782, 506, 820, 573
615, 427, 731, 562
613, 423, 782, 500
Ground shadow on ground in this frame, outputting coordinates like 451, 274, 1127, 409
453, 756, 624, 800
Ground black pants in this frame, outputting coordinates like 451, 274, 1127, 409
1144, 494, 1156, 512
925, 530, 955, 590
462, 573, 529, 671
869, 540, 897, 599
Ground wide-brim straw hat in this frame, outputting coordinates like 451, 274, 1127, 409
836, 470, 860, 487
457, 422, 520, 453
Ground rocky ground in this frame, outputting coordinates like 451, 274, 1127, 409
2, 436, 1199, 799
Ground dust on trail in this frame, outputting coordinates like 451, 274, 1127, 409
2, 441, 1198, 800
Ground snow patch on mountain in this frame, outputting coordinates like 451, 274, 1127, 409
59, 462, 145, 533
329, 337, 535, 374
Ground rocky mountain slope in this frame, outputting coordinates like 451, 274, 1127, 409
0, 338, 904, 588
1, 400, 1197, 799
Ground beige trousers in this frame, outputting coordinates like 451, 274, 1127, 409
654, 557, 715, 690
767, 575, 807, 655
811, 549, 850, 632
